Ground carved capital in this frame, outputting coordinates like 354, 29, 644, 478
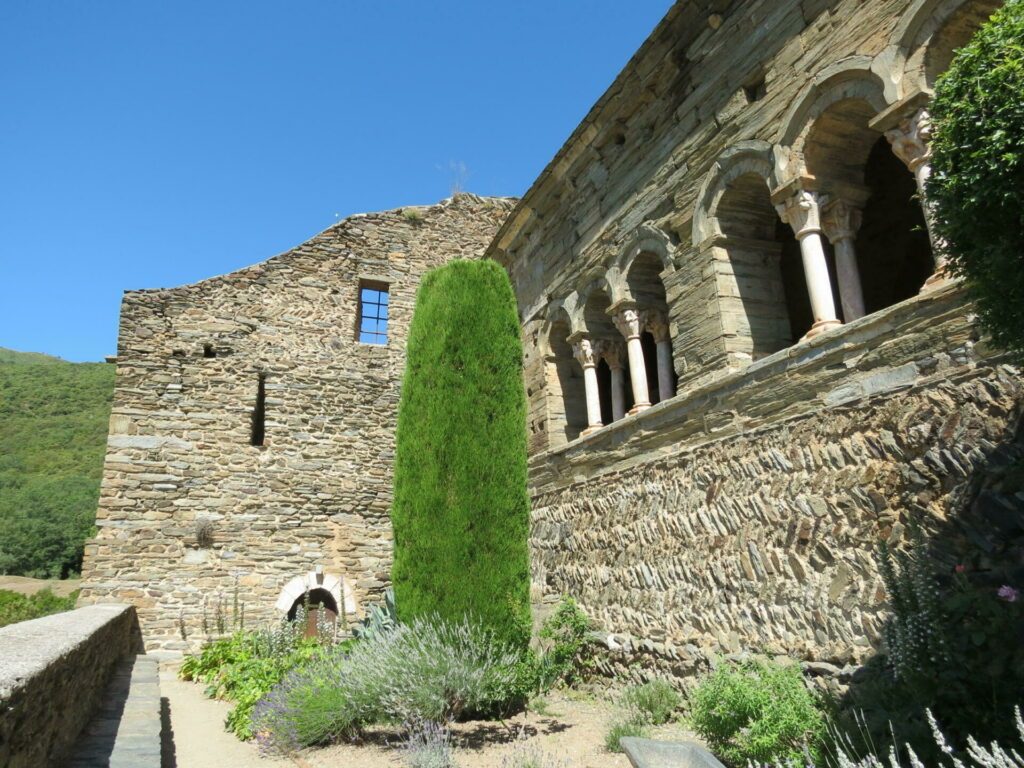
884, 108, 933, 173
612, 307, 642, 340
571, 336, 597, 368
774, 189, 825, 239
821, 199, 863, 244
642, 310, 671, 343
594, 339, 626, 369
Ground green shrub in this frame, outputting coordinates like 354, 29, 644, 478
622, 679, 681, 725
537, 596, 594, 687
0, 587, 79, 628
252, 614, 525, 752
180, 626, 324, 740
928, 0, 1024, 355
604, 717, 650, 753
391, 259, 531, 649
689, 659, 826, 766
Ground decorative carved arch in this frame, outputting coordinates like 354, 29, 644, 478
776, 59, 892, 183
616, 222, 676, 277
692, 141, 776, 245
274, 570, 357, 617
539, 300, 574, 356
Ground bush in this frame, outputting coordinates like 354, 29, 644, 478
0, 587, 78, 628
180, 625, 325, 740
689, 659, 826, 766
928, 0, 1024, 356
402, 721, 455, 768
501, 739, 570, 767
537, 596, 594, 687
252, 614, 524, 752
392, 259, 531, 650
605, 717, 650, 753
622, 679, 681, 726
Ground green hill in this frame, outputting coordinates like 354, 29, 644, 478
0, 348, 115, 577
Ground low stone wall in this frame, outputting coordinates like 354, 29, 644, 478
0, 604, 142, 768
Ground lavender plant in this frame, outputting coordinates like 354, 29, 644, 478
500, 737, 571, 768
402, 720, 456, 768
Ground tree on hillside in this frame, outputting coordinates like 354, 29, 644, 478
929, 0, 1024, 354
391, 259, 531, 649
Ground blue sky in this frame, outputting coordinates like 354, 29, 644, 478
0, 2, 671, 362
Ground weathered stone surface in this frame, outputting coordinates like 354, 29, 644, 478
79, 195, 515, 652
0, 604, 143, 768
621, 738, 726, 768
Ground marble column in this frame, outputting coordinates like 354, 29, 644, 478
821, 199, 866, 322
611, 305, 651, 414
776, 189, 842, 339
571, 336, 603, 435
643, 310, 675, 402
596, 339, 627, 421
885, 108, 948, 291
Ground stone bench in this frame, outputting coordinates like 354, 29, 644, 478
620, 737, 727, 768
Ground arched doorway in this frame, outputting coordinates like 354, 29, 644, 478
287, 588, 339, 638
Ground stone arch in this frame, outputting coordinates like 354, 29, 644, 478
541, 302, 587, 446
274, 570, 357, 618
617, 222, 676, 277
576, 278, 617, 338
776, 60, 892, 183
693, 141, 776, 244
890, 0, 1001, 96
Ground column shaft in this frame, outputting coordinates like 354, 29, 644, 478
612, 307, 651, 414
582, 365, 602, 433
610, 367, 626, 421
833, 238, 866, 321
656, 341, 674, 402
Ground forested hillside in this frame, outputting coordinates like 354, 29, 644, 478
0, 348, 115, 577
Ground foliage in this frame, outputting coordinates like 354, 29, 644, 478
604, 717, 650, 754
0, 587, 79, 628
758, 707, 1024, 768
928, 0, 1024, 355
391, 259, 531, 650
501, 738, 571, 768
689, 659, 826, 766
842, 522, 1024, 759
179, 625, 325, 740
537, 596, 595, 687
0, 351, 114, 577
621, 679, 681, 726
402, 721, 455, 768
352, 587, 398, 641
252, 614, 524, 752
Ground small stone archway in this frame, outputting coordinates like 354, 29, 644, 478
274, 569, 357, 624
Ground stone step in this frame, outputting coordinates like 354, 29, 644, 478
69, 655, 162, 767
620, 737, 726, 768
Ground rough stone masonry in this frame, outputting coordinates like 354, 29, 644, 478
79, 195, 515, 651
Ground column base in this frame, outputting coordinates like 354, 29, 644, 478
800, 318, 843, 342
628, 403, 652, 416
581, 425, 603, 437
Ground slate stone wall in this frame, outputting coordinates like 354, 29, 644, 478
528, 286, 1022, 684
78, 195, 515, 652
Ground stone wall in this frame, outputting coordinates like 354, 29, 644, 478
528, 285, 1022, 682
79, 194, 515, 652
0, 604, 142, 768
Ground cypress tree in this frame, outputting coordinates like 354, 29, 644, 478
391, 259, 531, 649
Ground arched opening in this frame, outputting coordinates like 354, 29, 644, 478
714, 172, 802, 358
625, 253, 675, 400
287, 588, 338, 638
916, 0, 1002, 90
544, 316, 587, 447
802, 95, 933, 320
855, 137, 934, 311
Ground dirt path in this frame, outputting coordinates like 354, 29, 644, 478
160, 663, 294, 768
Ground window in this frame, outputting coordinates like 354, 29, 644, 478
251, 373, 266, 446
358, 283, 389, 345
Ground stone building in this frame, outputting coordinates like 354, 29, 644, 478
78, 195, 515, 650
82, 0, 1021, 679
485, 0, 1017, 679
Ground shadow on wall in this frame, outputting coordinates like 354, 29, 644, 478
837, 410, 1024, 760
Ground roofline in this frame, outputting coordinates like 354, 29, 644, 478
486, 1, 685, 261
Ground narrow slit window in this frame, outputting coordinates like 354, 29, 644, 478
250, 373, 266, 446
358, 283, 389, 345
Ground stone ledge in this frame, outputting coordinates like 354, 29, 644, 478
621, 738, 726, 768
